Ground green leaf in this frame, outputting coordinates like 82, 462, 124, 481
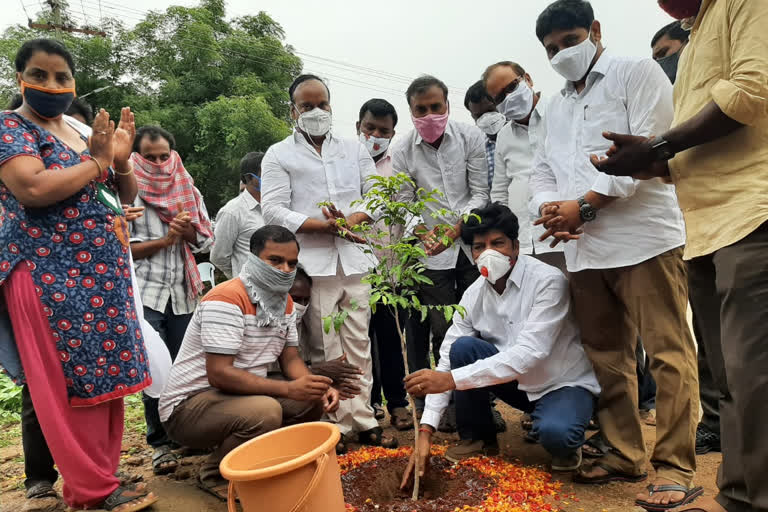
420, 306, 429, 322
323, 315, 333, 334
443, 306, 454, 324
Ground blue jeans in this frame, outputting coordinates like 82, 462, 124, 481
450, 336, 594, 458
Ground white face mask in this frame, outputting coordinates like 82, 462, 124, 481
476, 249, 514, 284
294, 302, 308, 321
359, 132, 391, 157
496, 82, 534, 121
475, 112, 507, 136
296, 107, 332, 137
550, 34, 598, 82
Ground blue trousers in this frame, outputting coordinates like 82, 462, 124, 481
449, 336, 594, 458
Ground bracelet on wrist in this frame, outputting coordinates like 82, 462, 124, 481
114, 164, 133, 176
418, 427, 433, 435
92, 158, 108, 182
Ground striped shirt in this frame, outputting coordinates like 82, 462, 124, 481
130, 194, 213, 315
158, 278, 297, 422
484, 138, 496, 190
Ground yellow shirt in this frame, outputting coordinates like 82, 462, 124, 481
668, 0, 768, 259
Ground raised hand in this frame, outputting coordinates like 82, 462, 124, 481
113, 107, 136, 167
88, 109, 115, 173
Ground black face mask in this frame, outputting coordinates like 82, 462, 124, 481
21, 81, 75, 119
657, 50, 681, 84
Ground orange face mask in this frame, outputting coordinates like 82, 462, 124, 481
20, 80, 76, 120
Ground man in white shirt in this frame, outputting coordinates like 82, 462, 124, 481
463, 81, 500, 190
531, 1, 700, 508
400, 204, 599, 487
391, 76, 489, 422
356, 98, 413, 431
482, 62, 566, 274
210, 152, 265, 278
261, 74, 396, 453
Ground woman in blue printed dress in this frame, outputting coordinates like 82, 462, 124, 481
0, 39, 158, 511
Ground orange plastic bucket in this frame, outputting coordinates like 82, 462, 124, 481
219, 421, 345, 512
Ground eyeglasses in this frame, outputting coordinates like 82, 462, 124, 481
493, 76, 524, 105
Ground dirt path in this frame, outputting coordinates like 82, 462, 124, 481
0, 403, 720, 512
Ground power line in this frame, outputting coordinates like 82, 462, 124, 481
18, 0, 32, 20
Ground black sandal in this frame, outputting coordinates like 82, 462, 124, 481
635, 484, 704, 511
97, 486, 158, 512
26, 482, 57, 500
336, 433, 348, 455
152, 444, 179, 476
582, 432, 612, 458
358, 426, 398, 448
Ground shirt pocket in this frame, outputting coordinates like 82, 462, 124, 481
582, 100, 629, 154
686, 34, 722, 91
329, 156, 362, 194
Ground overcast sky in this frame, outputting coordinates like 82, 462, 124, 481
4, 0, 674, 138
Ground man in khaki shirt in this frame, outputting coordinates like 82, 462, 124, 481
593, 1, 768, 511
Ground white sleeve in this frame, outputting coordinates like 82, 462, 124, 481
261, 147, 309, 232
591, 59, 674, 198
421, 287, 479, 429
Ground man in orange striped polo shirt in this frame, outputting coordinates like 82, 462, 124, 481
158, 225, 340, 501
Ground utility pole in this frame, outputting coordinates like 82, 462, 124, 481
48, 0, 62, 39
30, 0, 107, 37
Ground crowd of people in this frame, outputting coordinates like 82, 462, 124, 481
0, 0, 765, 511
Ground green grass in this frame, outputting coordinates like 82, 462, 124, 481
0, 374, 22, 427
0, 423, 20, 449
124, 394, 147, 436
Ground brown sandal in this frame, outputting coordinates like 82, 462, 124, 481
358, 426, 398, 448
390, 407, 413, 431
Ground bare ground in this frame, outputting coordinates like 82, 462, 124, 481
0, 402, 720, 512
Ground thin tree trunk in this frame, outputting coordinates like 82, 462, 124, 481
394, 310, 420, 501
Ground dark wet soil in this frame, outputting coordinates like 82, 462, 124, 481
342, 455, 493, 512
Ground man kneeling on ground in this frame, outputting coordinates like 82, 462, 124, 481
402, 203, 600, 486
159, 225, 340, 500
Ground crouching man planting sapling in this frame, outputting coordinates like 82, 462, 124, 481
401, 203, 600, 489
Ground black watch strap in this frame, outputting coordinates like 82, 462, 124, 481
650, 137, 675, 161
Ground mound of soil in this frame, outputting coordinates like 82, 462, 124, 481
342, 456, 493, 512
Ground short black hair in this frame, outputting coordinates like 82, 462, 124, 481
250, 225, 299, 256
133, 125, 176, 153
240, 151, 265, 184
15, 38, 76, 75
481, 61, 527, 86
7, 94, 23, 110
460, 203, 519, 245
406, 75, 449, 107
289, 74, 330, 103
463, 80, 493, 110
536, 0, 595, 43
358, 98, 398, 128
66, 98, 93, 125
295, 265, 312, 287
651, 21, 690, 48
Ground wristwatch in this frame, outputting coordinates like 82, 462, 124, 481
650, 136, 676, 161
577, 196, 597, 222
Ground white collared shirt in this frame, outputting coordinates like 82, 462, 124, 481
421, 255, 600, 429
492, 98, 562, 256
529, 51, 686, 272
391, 120, 490, 270
210, 191, 264, 279
261, 131, 378, 277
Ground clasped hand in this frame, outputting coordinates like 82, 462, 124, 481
533, 200, 584, 248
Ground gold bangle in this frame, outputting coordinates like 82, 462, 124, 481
92, 157, 105, 180
114, 164, 133, 176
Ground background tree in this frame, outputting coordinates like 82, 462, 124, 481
0, 0, 300, 214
